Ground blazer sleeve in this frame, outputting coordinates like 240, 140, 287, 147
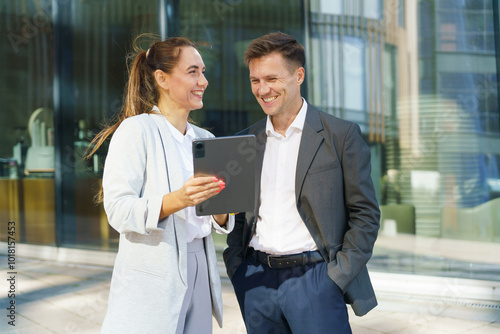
102, 118, 165, 235
328, 123, 380, 292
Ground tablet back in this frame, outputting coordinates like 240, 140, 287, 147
193, 135, 256, 216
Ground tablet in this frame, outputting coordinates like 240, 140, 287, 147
193, 134, 256, 216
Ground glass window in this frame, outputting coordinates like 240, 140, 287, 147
363, 0, 382, 20
398, 0, 405, 27
176, 0, 304, 249
178, 0, 303, 131
310, 0, 500, 281
1, 0, 499, 286
309, 16, 341, 116
0, 0, 160, 248
319, 0, 342, 15
64, 0, 160, 249
343, 36, 366, 112
440, 72, 498, 134
1, 1, 55, 245
437, 2, 495, 53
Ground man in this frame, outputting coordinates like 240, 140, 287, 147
223, 32, 380, 333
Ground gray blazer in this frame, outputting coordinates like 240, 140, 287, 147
101, 113, 225, 333
224, 104, 380, 316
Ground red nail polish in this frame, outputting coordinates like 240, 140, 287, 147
213, 177, 218, 182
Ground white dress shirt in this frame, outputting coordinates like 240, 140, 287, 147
153, 106, 231, 242
250, 99, 318, 255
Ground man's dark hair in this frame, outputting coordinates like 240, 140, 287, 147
244, 32, 305, 70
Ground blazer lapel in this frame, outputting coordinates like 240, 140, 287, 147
244, 121, 267, 246
296, 106, 324, 201
254, 124, 267, 210
148, 114, 186, 218
146, 114, 190, 285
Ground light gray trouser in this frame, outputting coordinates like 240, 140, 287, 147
175, 238, 212, 334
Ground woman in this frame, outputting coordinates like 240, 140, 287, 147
86, 35, 234, 333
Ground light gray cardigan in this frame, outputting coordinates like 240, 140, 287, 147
101, 113, 229, 333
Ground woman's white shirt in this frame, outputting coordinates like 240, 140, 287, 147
152, 106, 233, 241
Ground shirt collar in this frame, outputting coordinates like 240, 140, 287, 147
152, 105, 195, 143
266, 98, 308, 138
151, 105, 161, 114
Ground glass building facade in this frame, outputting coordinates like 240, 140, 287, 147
1, 0, 499, 281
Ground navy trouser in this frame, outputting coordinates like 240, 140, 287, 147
231, 255, 352, 334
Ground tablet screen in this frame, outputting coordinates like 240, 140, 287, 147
192, 135, 256, 216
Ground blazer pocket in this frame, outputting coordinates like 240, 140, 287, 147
308, 161, 339, 175
131, 267, 166, 279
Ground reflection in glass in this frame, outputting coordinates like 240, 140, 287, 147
64, 0, 160, 249
0, 0, 499, 283
0, 1, 55, 245
309, 0, 500, 280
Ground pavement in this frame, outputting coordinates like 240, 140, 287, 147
1, 254, 500, 334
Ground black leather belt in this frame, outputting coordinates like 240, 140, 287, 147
250, 248, 324, 269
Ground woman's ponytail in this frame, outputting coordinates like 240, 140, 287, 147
84, 36, 159, 162
124, 49, 157, 118
84, 34, 198, 202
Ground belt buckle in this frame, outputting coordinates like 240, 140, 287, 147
267, 255, 272, 268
